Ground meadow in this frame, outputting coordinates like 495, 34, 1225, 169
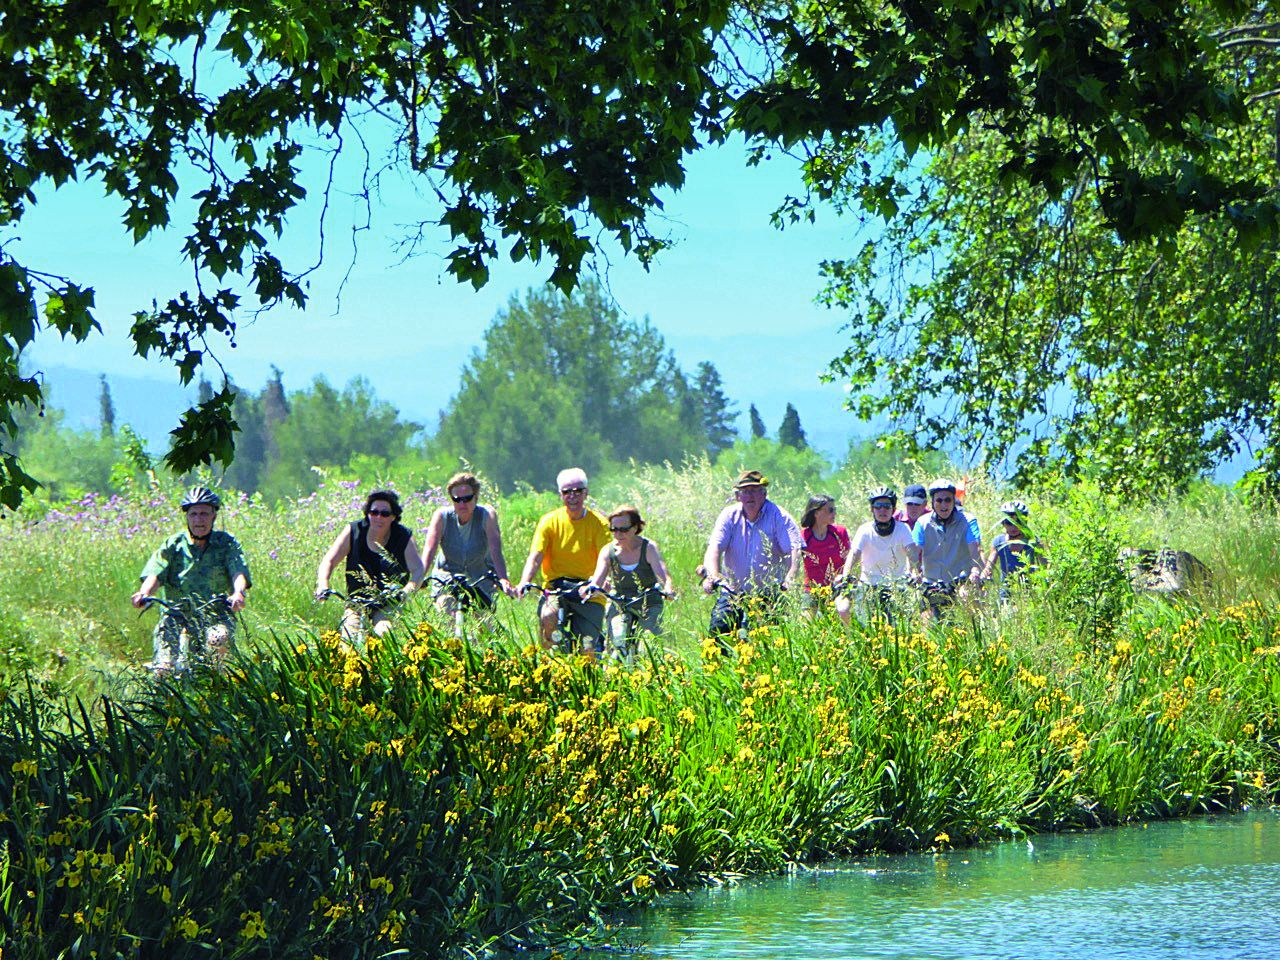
1, 461, 1278, 956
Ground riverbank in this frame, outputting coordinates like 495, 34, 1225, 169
2, 591, 1277, 955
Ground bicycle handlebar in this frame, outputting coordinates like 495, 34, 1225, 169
583, 583, 673, 610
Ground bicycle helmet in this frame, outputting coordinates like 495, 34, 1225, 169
927, 478, 957, 497
1001, 500, 1029, 519
180, 486, 221, 511
867, 485, 897, 505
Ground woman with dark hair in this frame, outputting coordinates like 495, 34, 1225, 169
799, 494, 850, 614
315, 489, 425, 642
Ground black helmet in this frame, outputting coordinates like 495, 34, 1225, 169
927, 478, 957, 497
868, 485, 897, 505
1001, 500, 1029, 519
180, 486, 221, 511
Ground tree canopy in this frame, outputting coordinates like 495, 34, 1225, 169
815, 4, 1280, 491
0, 0, 731, 506
433, 281, 718, 489
3, 0, 1277, 506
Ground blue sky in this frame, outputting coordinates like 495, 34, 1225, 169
14, 126, 874, 458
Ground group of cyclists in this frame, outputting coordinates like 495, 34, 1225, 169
130, 468, 1044, 672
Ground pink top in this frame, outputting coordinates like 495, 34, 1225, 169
802, 524, 850, 587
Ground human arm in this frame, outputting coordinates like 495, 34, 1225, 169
968, 540, 984, 581
980, 543, 998, 581
647, 540, 676, 597
420, 510, 446, 573
131, 574, 161, 608
484, 508, 514, 595
401, 536, 426, 595
701, 539, 722, 593
314, 527, 352, 600
228, 572, 250, 612
778, 511, 803, 588
579, 545, 612, 600
965, 516, 983, 580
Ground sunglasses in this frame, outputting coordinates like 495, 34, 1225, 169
932, 496, 955, 504
560, 487, 587, 495
367, 509, 394, 517
610, 524, 633, 533
451, 493, 475, 504
871, 501, 893, 510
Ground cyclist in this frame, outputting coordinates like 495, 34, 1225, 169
130, 486, 250, 672
980, 500, 1045, 600
515, 467, 611, 655
799, 494, 849, 616
420, 471, 514, 621
700, 470, 801, 643
910, 478, 982, 625
894, 483, 930, 529
579, 505, 676, 654
837, 486, 915, 626
314, 489, 425, 641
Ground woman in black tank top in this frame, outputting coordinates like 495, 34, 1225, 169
314, 489, 426, 641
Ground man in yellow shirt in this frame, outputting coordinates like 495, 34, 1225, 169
515, 466, 611, 653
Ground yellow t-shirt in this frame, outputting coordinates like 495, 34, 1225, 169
533, 507, 610, 583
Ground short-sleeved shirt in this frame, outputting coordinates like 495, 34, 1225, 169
532, 506, 610, 583
708, 499, 801, 589
912, 508, 980, 581
851, 519, 915, 584
992, 533, 1044, 577
140, 531, 251, 601
801, 525, 850, 587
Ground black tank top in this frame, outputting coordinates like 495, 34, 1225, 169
345, 519, 412, 596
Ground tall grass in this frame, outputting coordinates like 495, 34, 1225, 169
1, 463, 1278, 954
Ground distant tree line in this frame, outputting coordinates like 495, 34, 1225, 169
8, 282, 841, 504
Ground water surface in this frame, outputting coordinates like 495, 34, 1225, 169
624, 813, 1280, 960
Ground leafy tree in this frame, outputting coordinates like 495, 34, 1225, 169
261, 367, 290, 466
817, 8, 1280, 492
714, 437, 830, 498
196, 378, 214, 406
777, 402, 807, 450
13, 409, 117, 502
841, 437, 949, 484
734, 1, 1273, 242
259, 377, 418, 501
98, 376, 116, 438
749, 404, 768, 440
0, 0, 732, 506
694, 361, 737, 459
221, 383, 268, 494
434, 281, 708, 489
3, 0, 1272, 509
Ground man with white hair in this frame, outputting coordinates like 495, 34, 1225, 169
515, 467, 611, 654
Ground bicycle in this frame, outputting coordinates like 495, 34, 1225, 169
520, 578, 604, 656
581, 583, 672, 665
427, 570, 504, 638
917, 574, 979, 624
316, 585, 408, 646
704, 578, 788, 648
139, 593, 235, 673
832, 576, 913, 626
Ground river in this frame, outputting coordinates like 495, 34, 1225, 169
620, 812, 1280, 959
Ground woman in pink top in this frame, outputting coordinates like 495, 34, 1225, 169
799, 494, 850, 615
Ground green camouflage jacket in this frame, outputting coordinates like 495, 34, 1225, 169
140, 531, 252, 601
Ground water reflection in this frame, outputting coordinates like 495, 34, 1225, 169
622, 813, 1280, 960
